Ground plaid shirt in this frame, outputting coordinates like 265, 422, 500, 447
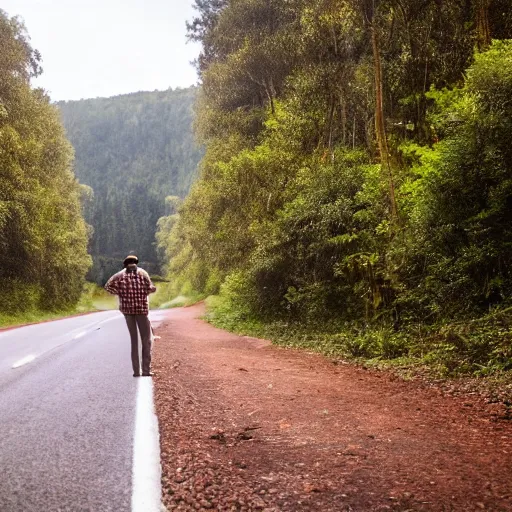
105, 267, 156, 315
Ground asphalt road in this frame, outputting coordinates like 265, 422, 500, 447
0, 311, 165, 512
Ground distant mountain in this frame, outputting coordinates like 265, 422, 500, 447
58, 87, 203, 280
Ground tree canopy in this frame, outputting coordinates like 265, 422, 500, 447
160, 0, 512, 328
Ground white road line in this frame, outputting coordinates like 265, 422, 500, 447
6, 313, 121, 373
12, 355, 36, 369
132, 378, 162, 512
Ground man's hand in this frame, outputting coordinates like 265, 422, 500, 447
104, 274, 120, 295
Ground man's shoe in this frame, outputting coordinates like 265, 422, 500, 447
142, 372, 154, 377
133, 373, 141, 377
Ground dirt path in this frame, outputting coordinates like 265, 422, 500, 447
153, 304, 512, 512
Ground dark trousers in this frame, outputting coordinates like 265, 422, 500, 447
123, 314, 152, 375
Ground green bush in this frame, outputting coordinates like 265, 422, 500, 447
396, 41, 512, 319
0, 280, 41, 315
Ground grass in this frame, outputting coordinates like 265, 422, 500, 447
0, 283, 117, 329
149, 281, 205, 309
0, 279, 205, 329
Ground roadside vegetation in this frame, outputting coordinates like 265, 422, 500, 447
156, 1, 512, 383
0, 284, 116, 329
149, 277, 205, 310
206, 295, 512, 390
0, 10, 91, 319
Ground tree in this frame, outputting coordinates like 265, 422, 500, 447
0, 10, 90, 312
168, 0, 512, 326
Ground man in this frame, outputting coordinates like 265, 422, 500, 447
105, 255, 157, 377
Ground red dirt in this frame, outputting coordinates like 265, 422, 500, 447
153, 304, 512, 512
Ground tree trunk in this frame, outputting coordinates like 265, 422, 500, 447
371, 23, 398, 221
476, 0, 491, 51
327, 96, 335, 150
265, 79, 275, 115
340, 92, 347, 146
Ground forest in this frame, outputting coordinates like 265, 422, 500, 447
58, 88, 203, 284
0, 10, 90, 315
157, 0, 512, 373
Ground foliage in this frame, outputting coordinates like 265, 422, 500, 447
75, 282, 117, 312
396, 40, 512, 318
0, 10, 90, 313
166, 2, 512, 376
0, 282, 116, 328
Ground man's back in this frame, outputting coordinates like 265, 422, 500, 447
105, 267, 156, 315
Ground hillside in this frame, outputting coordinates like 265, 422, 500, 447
58, 87, 203, 281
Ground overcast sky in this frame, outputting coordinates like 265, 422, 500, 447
2, 0, 201, 101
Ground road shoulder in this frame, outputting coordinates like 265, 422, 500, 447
154, 304, 512, 511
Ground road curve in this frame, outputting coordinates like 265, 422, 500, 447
0, 311, 165, 512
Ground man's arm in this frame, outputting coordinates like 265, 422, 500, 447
141, 270, 157, 294
105, 273, 120, 295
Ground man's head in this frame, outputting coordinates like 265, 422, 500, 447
123, 255, 139, 268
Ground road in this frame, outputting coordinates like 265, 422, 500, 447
0, 311, 165, 512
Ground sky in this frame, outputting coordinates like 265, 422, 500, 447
2, 0, 201, 101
